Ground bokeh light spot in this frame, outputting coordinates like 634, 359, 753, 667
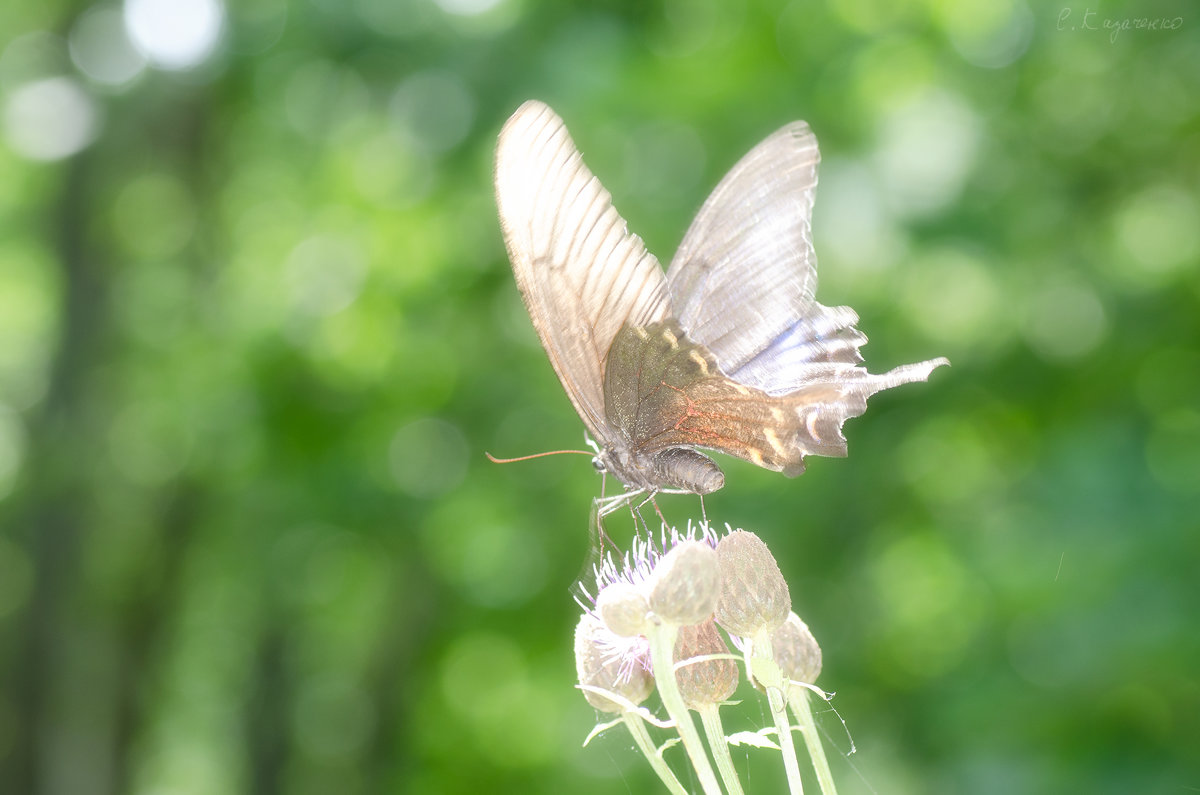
227, 0, 288, 54
351, 132, 434, 207
355, 0, 437, 38
1113, 185, 1200, 284
284, 236, 367, 318
438, 633, 560, 766
389, 418, 468, 498
0, 241, 59, 410
283, 60, 368, 141
622, 120, 706, 206
901, 414, 1000, 506
898, 246, 1002, 351
423, 500, 549, 607
868, 532, 983, 680
829, 0, 907, 34
3, 77, 100, 161
124, 0, 224, 71
1007, 614, 1085, 689
1033, 48, 1114, 150
107, 400, 194, 486
874, 91, 980, 218
293, 674, 375, 762
435, 0, 504, 16
935, 0, 1034, 68
70, 5, 146, 86
112, 171, 197, 259
1145, 410, 1200, 495
650, 0, 742, 58
1023, 278, 1107, 361
390, 70, 474, 154
112, 254, 191, 349
816, 159, 906, 287
0, 32, 69, 90
848, 39, 939, 116
440, 633, 524, 722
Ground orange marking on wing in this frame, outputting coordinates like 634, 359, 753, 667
652, 381, 772, 455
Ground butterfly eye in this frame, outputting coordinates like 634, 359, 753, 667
592, 456, 607, 473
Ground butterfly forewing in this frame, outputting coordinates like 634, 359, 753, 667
666, 123, 822, 371
495, 100, 670, 442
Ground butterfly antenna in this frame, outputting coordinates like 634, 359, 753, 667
485, 449, 592, 464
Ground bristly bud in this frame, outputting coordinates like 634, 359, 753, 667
648, 540, 720, 626
673, 620, 739, 710
771, 612, 822, 684
714, 531, 791, 637
575, 615, 654, 713
596, 582, 650, 638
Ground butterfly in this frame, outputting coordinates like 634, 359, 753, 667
495, 100, 947, 510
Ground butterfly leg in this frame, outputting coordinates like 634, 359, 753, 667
596, 488, 640, 517
628, 496, 647, 534
649, 494, 669, 531
628, 491, 667, 534
585, 497, 622, 574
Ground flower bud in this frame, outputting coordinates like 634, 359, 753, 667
648, 541, 720, 626
673, 620, 738, 709
771, 612, 822, 684
574, 615, 654, 713
714, 531, 790, 637
596, 582, 650, 637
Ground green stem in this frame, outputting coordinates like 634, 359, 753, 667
767, 683, 805, 795
621, 712, 689, 795
697, 703, 745, 795
788, 689, 837, 795
750, 634, 804, 795
647, 623, 724, 795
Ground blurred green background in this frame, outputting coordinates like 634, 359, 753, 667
2, 0, 1198, 792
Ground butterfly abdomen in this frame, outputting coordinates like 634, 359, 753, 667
650, 447, 725, 495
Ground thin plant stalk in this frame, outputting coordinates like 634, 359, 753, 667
750, 635, 805, 795
696, 703, 745, 795
767, 684, 805, 794
621, 712, 689, 795
647, 623, 724, 795
788, 688, 837, 795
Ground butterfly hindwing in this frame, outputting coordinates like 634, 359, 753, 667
605, 321, 855, 478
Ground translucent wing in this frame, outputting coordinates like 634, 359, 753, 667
496, 101, 670, 440
666, 123, 834, 381
666, 120, 947, 400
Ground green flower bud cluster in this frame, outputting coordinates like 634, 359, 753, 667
574, 524, 832, 795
